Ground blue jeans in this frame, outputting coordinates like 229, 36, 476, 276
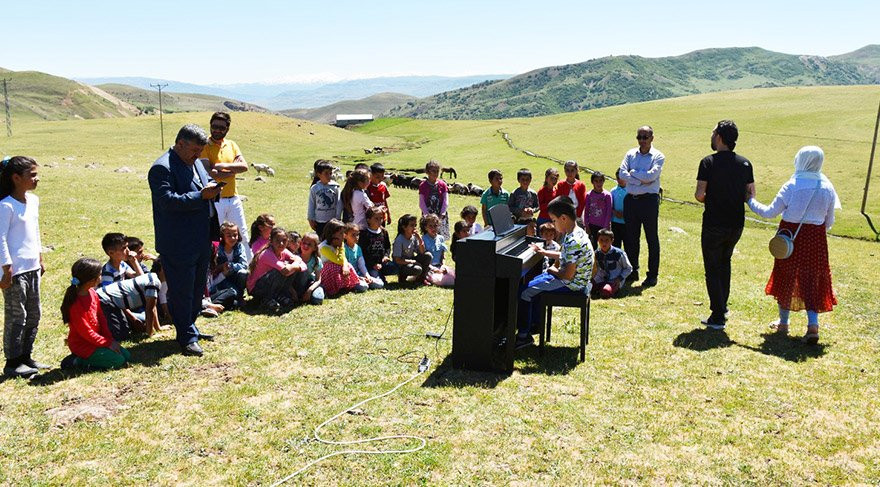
517, 272, 574, 337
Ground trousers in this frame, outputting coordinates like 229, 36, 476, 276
701, 225, 743, 323
623, 193, 660, 279
2, 270, 41, 360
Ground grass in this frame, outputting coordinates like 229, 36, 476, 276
0, 87, 879, 485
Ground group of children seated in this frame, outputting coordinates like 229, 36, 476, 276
59, 158, 635, 370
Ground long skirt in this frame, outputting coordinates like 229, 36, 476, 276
765, 221, 837, 313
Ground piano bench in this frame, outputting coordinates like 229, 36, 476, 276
539, 292, 590, 362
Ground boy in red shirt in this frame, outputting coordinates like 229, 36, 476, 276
366, 163, 391, 225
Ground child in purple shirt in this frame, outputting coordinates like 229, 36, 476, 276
585, 171, 613, 247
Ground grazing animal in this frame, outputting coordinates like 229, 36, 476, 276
409, 177, 424, 190
451, 182, 467, 195
383, 175, 392, 185
373, 146, 384, 153
251, 163, 275, 176
441, 167, 457, 179
364, 149, 372, 154
467, 183, 483, 197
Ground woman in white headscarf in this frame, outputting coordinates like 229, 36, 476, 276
748, 146, 841, 344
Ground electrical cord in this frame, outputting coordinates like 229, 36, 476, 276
271, 305, 453, 485
270, 365, 430, 486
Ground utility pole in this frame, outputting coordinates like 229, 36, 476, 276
2, 78, 11, 137
150, 83, 168, 149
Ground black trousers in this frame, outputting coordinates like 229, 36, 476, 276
701, 225, 743, 323
623, 193, 660, 279
611, 221, 626, 252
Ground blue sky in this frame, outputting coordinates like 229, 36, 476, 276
2, 0, 877, 84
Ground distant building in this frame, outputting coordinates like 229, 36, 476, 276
335, 114, 373, 127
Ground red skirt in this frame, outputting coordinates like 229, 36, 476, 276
320, 261, 361, 297
765, 221, 837, 312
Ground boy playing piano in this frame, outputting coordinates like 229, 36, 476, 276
516, 196, 594, 349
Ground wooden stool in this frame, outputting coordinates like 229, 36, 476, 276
539, 291, 590, 362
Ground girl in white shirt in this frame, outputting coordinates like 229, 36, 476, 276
341, 168, 373, 229
0, 156, 46, 377
748, 146, 841, 344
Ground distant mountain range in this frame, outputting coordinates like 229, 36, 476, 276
386, 46, 880, 119
76, 75, 511, 110
279, 93, 416, 124
96, 84, 268, 115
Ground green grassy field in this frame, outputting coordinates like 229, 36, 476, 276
0, 87, 879, 485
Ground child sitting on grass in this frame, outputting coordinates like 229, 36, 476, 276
392, 214, 433, 286
420, 214, 455, 287
538, 222, 560, 272
343, 223, 383, 289
249, 213, 276, 255
60, 258, 130, 370
212, 222, 249, 303
100, 232, 142, 285
246, 227, 306, 312
516, 197, 595, 349
460, 205, 482, 235
295, 232, 325, 305
359, 206, 395, 283
319, 219, 368, 296
591, 228, 632, 299
124, 236, 154, 273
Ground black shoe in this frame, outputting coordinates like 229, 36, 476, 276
197, 333, 215, 342
60, 354, 79, 370
703, 319, 726, 330
23, 357, 51, 370
4, 363, 39, 378
514, 335, 535, 350
700, 311, 729, 326
182, 342, 204, 357
629, 272, 639, 284
641, 276, 658, 287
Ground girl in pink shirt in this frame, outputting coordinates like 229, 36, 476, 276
247, 227, 306, 310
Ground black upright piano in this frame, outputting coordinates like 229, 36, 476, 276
452, 223, 543, 372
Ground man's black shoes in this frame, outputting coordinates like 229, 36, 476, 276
182, 342, 204, 357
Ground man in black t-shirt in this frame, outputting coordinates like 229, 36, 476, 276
694, 120, 755, 329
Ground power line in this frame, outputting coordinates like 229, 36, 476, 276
150, 83, 168, 149
2, 78, 11, 137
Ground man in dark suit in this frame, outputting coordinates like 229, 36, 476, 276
148, 124, 223, 356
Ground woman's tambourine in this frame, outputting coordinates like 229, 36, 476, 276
768, 229, 795, 260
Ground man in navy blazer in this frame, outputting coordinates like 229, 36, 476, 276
148, 124, 223, 356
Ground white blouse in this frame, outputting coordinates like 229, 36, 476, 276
748, 177, 839, 230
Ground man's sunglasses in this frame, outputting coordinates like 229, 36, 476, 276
636, 135, 651, 140
210, 124, 229, 130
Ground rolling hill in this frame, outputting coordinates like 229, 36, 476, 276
96, 83, 268, 115
0, 68, 139, 122
387, 46, 880, 120
279, 92, 416, 123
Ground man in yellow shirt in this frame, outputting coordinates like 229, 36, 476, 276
200, 112, 252, 259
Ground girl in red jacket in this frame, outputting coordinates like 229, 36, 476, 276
60, 258, 130, 370
555, 160, 587, 222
